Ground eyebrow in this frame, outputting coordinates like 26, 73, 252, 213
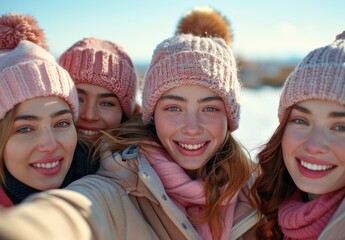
292, 104, 310, 114
14, 109, 73, 121
159, 95, 222, 103
77, 88, 117, 99
329, 111, 345, 117
293, 104, 345, 117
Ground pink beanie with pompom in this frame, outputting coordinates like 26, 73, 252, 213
142, 34, 240, 132
59, 38, 137, 118
0, 12, 79, 120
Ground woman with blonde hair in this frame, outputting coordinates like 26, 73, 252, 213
0, 13, 89, 207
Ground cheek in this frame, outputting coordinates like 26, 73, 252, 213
206, 115, 228, 139
61, 129, 78, 154
155, 118, 175, 144
330, 141, 345, 163
281, 129, 302, 170
281, 128, 301, 154
103, 111, 123, 128
3, 138, 26, 174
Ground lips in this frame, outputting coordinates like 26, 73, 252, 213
30, 157, 63, 176
178, 142, 206, 150
300, 160, 333, 171
32, 161, 60, 169
78, 128, 99, 136
296, 156, 335, 179
174, 141, 209, 157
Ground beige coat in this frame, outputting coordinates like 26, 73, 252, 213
0, 146, 258, 240
318, 197, 345, 240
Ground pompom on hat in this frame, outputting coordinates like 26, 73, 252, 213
278, 31, 345, 121
59, 38, 137, 118
142, 33, 240, 132
175, 6, 233, 47
0, 12, 79, 120
0, 12, 48, 51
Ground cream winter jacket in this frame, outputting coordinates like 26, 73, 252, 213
0, 146, 258, 240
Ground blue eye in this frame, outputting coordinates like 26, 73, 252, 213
17, 127, 32, 133
291, 118, 307, 125
166, 106, 181, 112
55, 121, 71, 128
204, 107, 218, 112
100, 101, 115, 107
333, 125, 345, 132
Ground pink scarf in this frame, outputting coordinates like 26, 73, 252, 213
278, 187, 345, 240
145, 148, 238, 240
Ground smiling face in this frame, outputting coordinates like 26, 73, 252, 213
154, 85, 228, 175
4, 96, 77, 190
76, 83, 123, 141
282, 99, 345, 195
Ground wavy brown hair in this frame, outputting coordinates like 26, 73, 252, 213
95, 112, 252, 240
249, 107, 297, 239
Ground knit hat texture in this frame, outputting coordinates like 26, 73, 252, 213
142, 34, 240, 131
59, 38, 137, 118
278, 31, 345, 121
0, 13, 78, 120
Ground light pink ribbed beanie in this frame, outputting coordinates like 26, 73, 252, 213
0, 13, 78, 120
59, 38, 137, 118
142, 34, 240, 131
278, 31, 345, 121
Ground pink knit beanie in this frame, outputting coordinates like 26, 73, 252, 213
59, 38, 137, 118
0, 13, 79, 120
142, 34, 240, 131
278, 31, 345, 121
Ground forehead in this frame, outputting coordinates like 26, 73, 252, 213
16, 96, 69, 115
76, 83, 113, 95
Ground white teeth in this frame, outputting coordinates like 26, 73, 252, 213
300, 160, 333, 171
179, 143, 205, 150
33, 161, 59, 169
78, 128, 98, 136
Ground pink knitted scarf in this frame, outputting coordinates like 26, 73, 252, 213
145, 148, 238, 240
278, 187, 345, 240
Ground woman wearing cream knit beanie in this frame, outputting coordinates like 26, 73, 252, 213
251, 31, 345, 239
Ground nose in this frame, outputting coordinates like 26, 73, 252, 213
37, 127, 58, 153
303, 127, 328, 154
181, 111, 203, 136
79, 103, 99, 121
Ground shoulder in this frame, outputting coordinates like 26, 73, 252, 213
319, 198, 345, 240
231, 174, 260, 240
99, 145, 140, 174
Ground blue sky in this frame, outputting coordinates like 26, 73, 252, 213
1, 0, 344, 64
